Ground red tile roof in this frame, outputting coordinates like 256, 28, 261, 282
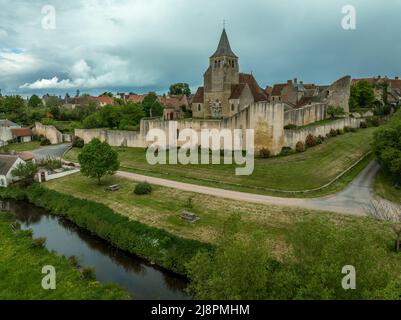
11, 128, 33, 137
95, 96, 114, 105
229, 83, 247, 99
271, 83, 287, 96
238, 73, 268, 102
159, 95, 187, 109
126, 94, 146, 103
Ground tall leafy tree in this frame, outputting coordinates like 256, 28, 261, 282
78, 138, 119, 185
11, 161, 38, 186
28, 94, 43, 108
142, 93, 163, 118
169, 83, 191, 96
350, 80, 375, 110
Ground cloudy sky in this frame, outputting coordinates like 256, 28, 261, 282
1, 0, 401, 97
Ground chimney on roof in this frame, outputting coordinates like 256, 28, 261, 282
396, 76, 399, 80
287, 80, 293, 85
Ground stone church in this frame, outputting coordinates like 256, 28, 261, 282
192, 29, 268, 119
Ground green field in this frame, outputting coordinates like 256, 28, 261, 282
0, 213, 128, 300
7, 141, 41, 152
44, 173, 369, 247
65, 127, 377, 197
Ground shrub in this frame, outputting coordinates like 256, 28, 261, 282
40, 156, 62, 171
360, 121, 368, 129
337, 129, 344, 135
40, 137, 51, 146
72, 137, 84, 148
32, 237, 46, 248
329, 129, 337, 137
134, 182, 152, 195
370, 117, 381, 127
317, 135, 325, 144
284, 124, 298, 130
259, 148, 271, 158
305, 134, 318, 148
344, 126, 351, 132
81, 267, 96, 280
68, 255, 79, 267
295, 141, 305, 153
350, 127, 358, 133
279, 147, 294, 156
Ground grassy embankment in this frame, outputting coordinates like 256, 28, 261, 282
0, 185, 212, 275
374, 170, 401, 204
7, 141, 41, 152
0, 213, 128, 300
65, 127, 377, 197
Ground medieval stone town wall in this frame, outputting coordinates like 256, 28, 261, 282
34, 122, 66, 144
284, 103, 328, 127
283, 117, 362, 149
75, 103, 287, 155
74, 102, 362, 156
74, 128, 147, 148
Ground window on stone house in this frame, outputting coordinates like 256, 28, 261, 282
198, 104, 201, 111
218, 60, 221, 68
231, 104, 235, 111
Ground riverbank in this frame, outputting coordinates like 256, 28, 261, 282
0, 184, 213, 276
0, 212, 129, 300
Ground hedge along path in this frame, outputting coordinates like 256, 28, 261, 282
0, 185, 213, 276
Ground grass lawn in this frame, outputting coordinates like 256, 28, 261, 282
0, 213, 128, 300
7, 141, 41, 152
44, 173, 375, 250
374, 170, 401, 204
65, 127, 378, 197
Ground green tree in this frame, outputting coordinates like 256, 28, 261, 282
285, 216, 400, 299
186, 215, 270, 300
142, 93, 163, 118
350, 80, 375, 110
11, 161, 38, 186
78, 138, 119, 184
101, 92, 113, 97
327, 106, 345, 119
373, 111, 401, 183
28, 94, 43, 108
169, 83, 191, 96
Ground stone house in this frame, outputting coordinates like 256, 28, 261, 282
0, 155, 26, 187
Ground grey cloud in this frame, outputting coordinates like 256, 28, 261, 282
0, 0, 400, 96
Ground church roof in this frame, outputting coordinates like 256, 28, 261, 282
211, 29, 238, 59
192, 87, 204, 103
239, 73, 268, 102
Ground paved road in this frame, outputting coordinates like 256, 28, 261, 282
31, 143, 71, 160
116, 161, 381, 216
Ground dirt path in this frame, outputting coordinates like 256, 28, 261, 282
116, 161, 380, 216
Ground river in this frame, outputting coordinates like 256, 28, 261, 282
1, 200, 189, 300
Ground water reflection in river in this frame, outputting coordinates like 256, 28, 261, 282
3, 200, 189, 300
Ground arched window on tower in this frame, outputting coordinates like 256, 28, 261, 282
231, 104, 235, 111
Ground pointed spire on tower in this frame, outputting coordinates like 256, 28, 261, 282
211, 27, 238, 58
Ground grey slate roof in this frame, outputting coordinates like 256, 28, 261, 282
0, 120, 20, 128
0, 155, 19, 175
211, 29, 238, 58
